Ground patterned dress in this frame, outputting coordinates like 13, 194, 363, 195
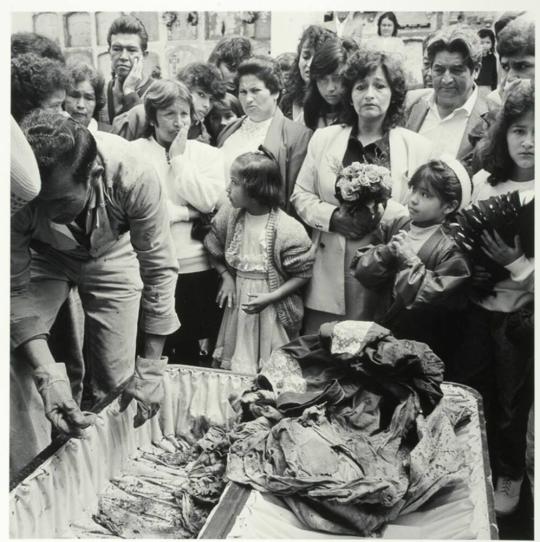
213, 212, 289, 374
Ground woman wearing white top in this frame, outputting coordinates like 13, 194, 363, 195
217, 56, 312, 214
292, 48, 433, 332
131, 79, 226, 364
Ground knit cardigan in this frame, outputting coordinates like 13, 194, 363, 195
204, 202, 315, 335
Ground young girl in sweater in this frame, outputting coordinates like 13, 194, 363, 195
204, 150, 315, 374
458, 80, 534, 516
352, 157, 472, 363
130, 79, 226, 364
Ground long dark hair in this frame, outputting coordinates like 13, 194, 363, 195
478, 80, 534, 186
279, 25, 336, 117
340, 49, 406, 133
377, 12, 400, 37
303, 37, 357, 131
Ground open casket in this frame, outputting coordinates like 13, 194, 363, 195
10, 365, 498, 539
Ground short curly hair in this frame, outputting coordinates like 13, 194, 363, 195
478, 80, 534, 186
427, 25, 483, 72
11, 31, 65, 62
20, 109, 97, 184
66, 61, 106, 120
208, 36, 252, 72
177, 62, 226, 101
11, 53, 68, 122
237, 55, 283, 95
340, 49, 407, 132
496, 14, 535, 58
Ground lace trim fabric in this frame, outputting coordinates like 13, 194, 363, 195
225, 214, 269, 273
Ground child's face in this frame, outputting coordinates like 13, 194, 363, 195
507, 110, 535, 171
191, 85, 212, 121
227, 164, 251, 209
408, 181, 456, 224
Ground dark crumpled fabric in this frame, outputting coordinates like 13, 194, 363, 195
226, 321, 465, 536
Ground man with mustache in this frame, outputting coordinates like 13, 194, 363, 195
405, 25, 487, 169
105, 15, 154, 126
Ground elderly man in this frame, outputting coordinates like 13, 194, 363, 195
11, 110, 179, 477
104, 14, 154, 126
405, 25, 487, 168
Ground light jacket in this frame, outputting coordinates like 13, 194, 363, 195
291, 124, 432, 315
130, 136, 226, 273
217, 107, 312, 213
11, 131, 180, 348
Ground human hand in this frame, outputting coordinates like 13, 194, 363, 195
388, 230, 417, 264
481, 231, 523, 267
216, 272, 236, 308
123, 57, 144, 95
330, 206, 370, 239
118, 356, 167, 428
33, 363, 96, 437
168, 124, 189, 159
242, 292, 275, 314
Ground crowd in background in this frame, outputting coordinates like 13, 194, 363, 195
10, 10, 534, 524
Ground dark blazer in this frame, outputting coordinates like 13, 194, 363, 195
404, 89, 488, 168
217, 107, 313, 213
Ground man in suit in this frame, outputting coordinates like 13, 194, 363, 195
405, 25, 487, 169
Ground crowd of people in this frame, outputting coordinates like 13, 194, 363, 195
10, 11, 534, 523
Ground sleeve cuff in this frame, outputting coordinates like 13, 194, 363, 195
314, 202, 339, 232
11, 317, 49, 350
505, 255, 534, 282
141, 311, 181, 336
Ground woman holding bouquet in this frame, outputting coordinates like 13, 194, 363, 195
291, 49, 433, 332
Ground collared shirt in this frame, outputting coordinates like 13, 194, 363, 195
419, 87, 478, 158
342, 124, 391, 169
11, 131, 180, 348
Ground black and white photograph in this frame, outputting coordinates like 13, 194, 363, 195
7, 4, 535, 539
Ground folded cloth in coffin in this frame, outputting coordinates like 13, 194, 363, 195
9, 367, 497, 539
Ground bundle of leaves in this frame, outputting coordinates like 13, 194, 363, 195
452, 190, 534, 290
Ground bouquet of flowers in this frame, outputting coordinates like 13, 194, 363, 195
334, 161, 392, 213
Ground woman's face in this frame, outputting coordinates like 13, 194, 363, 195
506, 110, 535, 171
379, 18, 395, 38
316, 68, 344, 107
480, 37, 493, 56
298, 43, 315, 84
41, 89, 66, 115
154, 98, 191, 147
65, 79, 96, 128
351, 66, 392, 125
238, 74, 278, 122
